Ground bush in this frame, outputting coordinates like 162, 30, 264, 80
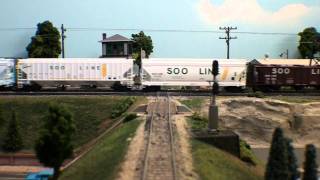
247, 91, 264, 98
111, 97, 136, 119
265, 127, 289, 180
240, 140, 258, 165
303, 144, 318, 180
123, 113, 138, 123
2, 111, 23, 153
189, 112, 208, 130
291, 114, 303, 130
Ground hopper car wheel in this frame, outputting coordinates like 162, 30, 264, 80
111, 82, 129, 91
143, 86, 161, 92
293, 86, 304, 91
23, 84, 42, 91
224, 86, 243, 93
270, 86, 280, 91
57, 85, 67, 91
253, 86, 273, 92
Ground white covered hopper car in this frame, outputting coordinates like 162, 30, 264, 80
141, 58, 249, 89
0, 58, 16, 88
17, 58, 134, 89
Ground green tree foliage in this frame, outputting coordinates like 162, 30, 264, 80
110, 97, 136, 118
0, 108, 4, 128
303, 144, 318, 180
2, 111, 23, 153
298, 27, 320, 58
26, 21, 61, 58
131, 31, 153, 67
35, 104, 75, 180
265, 127, 289, 180
286, 138, 299, 180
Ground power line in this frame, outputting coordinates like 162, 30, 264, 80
0, 28, 36, 31
233, 31, 297, 36
219, 26, 237, 59
0, 27, 299, 36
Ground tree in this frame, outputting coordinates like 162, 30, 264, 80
131, 31, 153, 66
303, 144, 318, 180
26, 21, 61, 58
298, 27, 320, 58
2, 111, 23, 153
35, 104, 75, 180
286, 138, 299, 180
0, 108, 4, 128
265, 127, 289, 180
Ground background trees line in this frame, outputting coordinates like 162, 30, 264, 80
26, 20, 319, 59
26, 21, 153, 59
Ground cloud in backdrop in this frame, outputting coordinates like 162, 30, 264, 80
197, 0, 316, 27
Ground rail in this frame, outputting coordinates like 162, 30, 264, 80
141, 92, 158, 180
167, 92, 178, 180
141, 91, 178, 180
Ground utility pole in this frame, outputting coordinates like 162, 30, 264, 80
61, 24, 66, 58
279, 49, 289, 59
219, 27, 237, 59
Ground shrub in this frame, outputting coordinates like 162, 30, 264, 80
303, 144, 318, 180
291, 114, 303, 130
247, 91, 265, 98
286, 138, 299, 180
189, 112, 208, 130
239, 140, 258, 166
265, 127, 289, 180
123, 113, 138, 123
111, 97, 136, 119
0, 108, 4, 128
2, 111, 23, 153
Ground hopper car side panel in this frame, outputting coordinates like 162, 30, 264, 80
249, 65, 320, 89
17, 58, 133, 88
0, 59, 16, 87
141, 58, 248, 87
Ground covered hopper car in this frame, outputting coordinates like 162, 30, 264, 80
141, 58, 248, 91
0, 58, 15, 88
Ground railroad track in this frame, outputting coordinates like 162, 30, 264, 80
141, 92, 178, 180
1, 90, 320, 96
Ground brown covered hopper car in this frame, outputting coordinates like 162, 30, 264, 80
247, 62, 320, 91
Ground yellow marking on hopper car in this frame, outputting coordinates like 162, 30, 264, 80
221, 68, 229, 81
237, 71, 245, 82
101, 64, 107, 78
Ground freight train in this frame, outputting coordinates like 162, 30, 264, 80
0, 58, 319, 92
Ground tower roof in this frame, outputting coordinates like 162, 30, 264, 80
99, 34, 132, 43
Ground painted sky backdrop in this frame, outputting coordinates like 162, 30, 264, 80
0, 0, 319, 59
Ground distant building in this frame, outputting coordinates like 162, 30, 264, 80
99, 33, 133, 58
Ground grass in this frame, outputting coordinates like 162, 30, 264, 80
180, 97, 205, 112
60, 119, 141, 180
268, 96, 320, 103
187, 113, 265, 180
192, 139, 264, 180
187, 112, 207, 130
240, 140, 261, 166
0, 96, 140, 151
